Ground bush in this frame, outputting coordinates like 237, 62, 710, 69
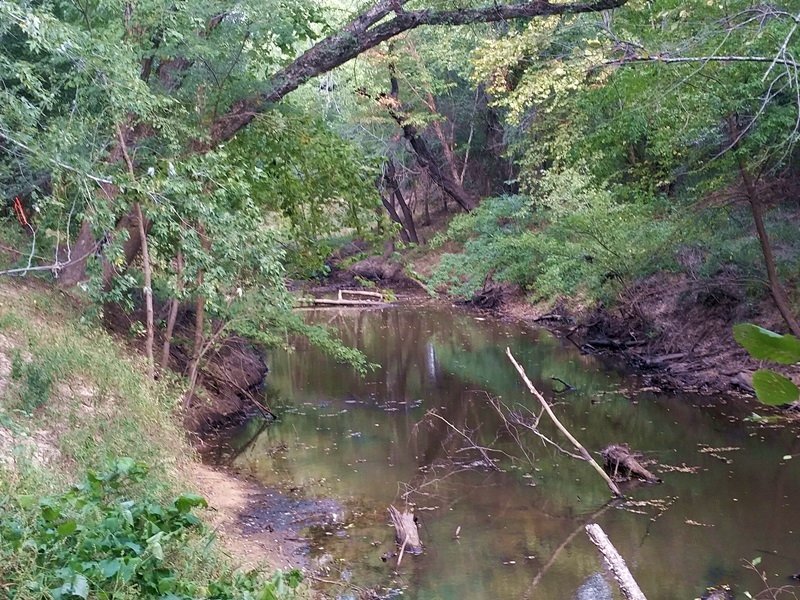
429, 169, 683, 303
0, 458, 301, 600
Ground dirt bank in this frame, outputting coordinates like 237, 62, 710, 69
186, 463, 307, 572
500, 272, 800, 399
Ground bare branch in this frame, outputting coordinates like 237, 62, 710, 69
506, 348, 623, 497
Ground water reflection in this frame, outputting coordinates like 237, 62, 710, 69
218, 307, 799, 600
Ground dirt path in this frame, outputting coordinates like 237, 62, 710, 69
186, 463, 310, 573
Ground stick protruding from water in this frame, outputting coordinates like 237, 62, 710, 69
505, 347, 623, 497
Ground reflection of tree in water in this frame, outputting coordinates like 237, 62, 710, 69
244, 307, 800, 600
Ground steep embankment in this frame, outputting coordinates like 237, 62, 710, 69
396, 246, 798, 399
0, 280, 309, 597
502, 272, 797, 396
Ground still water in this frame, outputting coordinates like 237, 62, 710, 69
215, 307, 799, 599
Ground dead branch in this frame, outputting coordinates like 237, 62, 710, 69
506, 348, 623, 497
424, 409, 501, 470
585, 523, 648, 600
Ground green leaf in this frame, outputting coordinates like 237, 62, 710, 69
751, 556, 762, 566
68, 574, 89, 599
99, 558, 121, 579
752, 370, 800, 406
57, 519, 77, 537
173, 492, 207, 514
149, 540, 164, 561
733, 324, 800, 365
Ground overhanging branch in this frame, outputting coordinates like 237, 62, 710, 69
205, 0, 628, 146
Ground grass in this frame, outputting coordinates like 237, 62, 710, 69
0, 279, 301, 599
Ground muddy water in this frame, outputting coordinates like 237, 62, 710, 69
215, 307, 799, 600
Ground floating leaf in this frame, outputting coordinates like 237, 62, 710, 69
752, 370, 800, 406
733, 324, 800, 365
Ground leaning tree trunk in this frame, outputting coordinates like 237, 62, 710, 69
738, 158, 800, 338
381, 195, 411, 243
384, 161, 419, 243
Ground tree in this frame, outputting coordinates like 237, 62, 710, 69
0, 0, 628, 387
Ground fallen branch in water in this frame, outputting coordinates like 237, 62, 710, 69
506, 348, 623, 497
523, 500, 618, 599
424, 409, 502, 470
585, 523, 648, 600
388, 505, 423, 558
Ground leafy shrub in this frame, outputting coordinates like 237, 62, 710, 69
0, 458, 301, 599
429, 170, 682, 303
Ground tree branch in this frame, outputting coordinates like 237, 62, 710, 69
204, 0, 628, 146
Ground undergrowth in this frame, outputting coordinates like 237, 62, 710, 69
0, 458, 301, 599
427, 168, 800, 306
0, 281, 301, 599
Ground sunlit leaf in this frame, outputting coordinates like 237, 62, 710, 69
752, 369, 800, 406
733, 324, 800, 365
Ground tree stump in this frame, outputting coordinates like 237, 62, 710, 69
601, 444, 661, 483
388, 505, 422, 555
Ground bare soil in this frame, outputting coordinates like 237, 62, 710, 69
497, 273, 800, 398
185, 463, 311, 572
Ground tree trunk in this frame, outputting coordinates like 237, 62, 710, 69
738, 159, 800, 338
204, 0, 627, 147
394, 186, 420, 243
381, 195, 411, 243
134, 202, 155, 381
185, 292, 205, 403
161, 250, 184, 369
384, 161, 419, 243
384, 74, 477, 212
186, 224, 209, 402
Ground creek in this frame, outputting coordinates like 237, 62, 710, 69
209, 306, 799, 600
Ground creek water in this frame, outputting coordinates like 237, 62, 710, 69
211, 306, 799, 600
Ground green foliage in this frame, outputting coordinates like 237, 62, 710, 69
733, 324, 800, 365
750, 370, 799, 406
734, 323, 800, 406
430, 170, 683, 302
0, 459, 301, 599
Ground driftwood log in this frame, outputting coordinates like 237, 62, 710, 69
601, 444, 661, 483
585, 523, 648, 600
388, 505, 422, 557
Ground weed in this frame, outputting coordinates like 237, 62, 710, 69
0, 459, 301, 599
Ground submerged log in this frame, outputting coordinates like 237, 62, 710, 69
388, 505, 422, 556
585, 523, 648, 600
601, 444, 662, 484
